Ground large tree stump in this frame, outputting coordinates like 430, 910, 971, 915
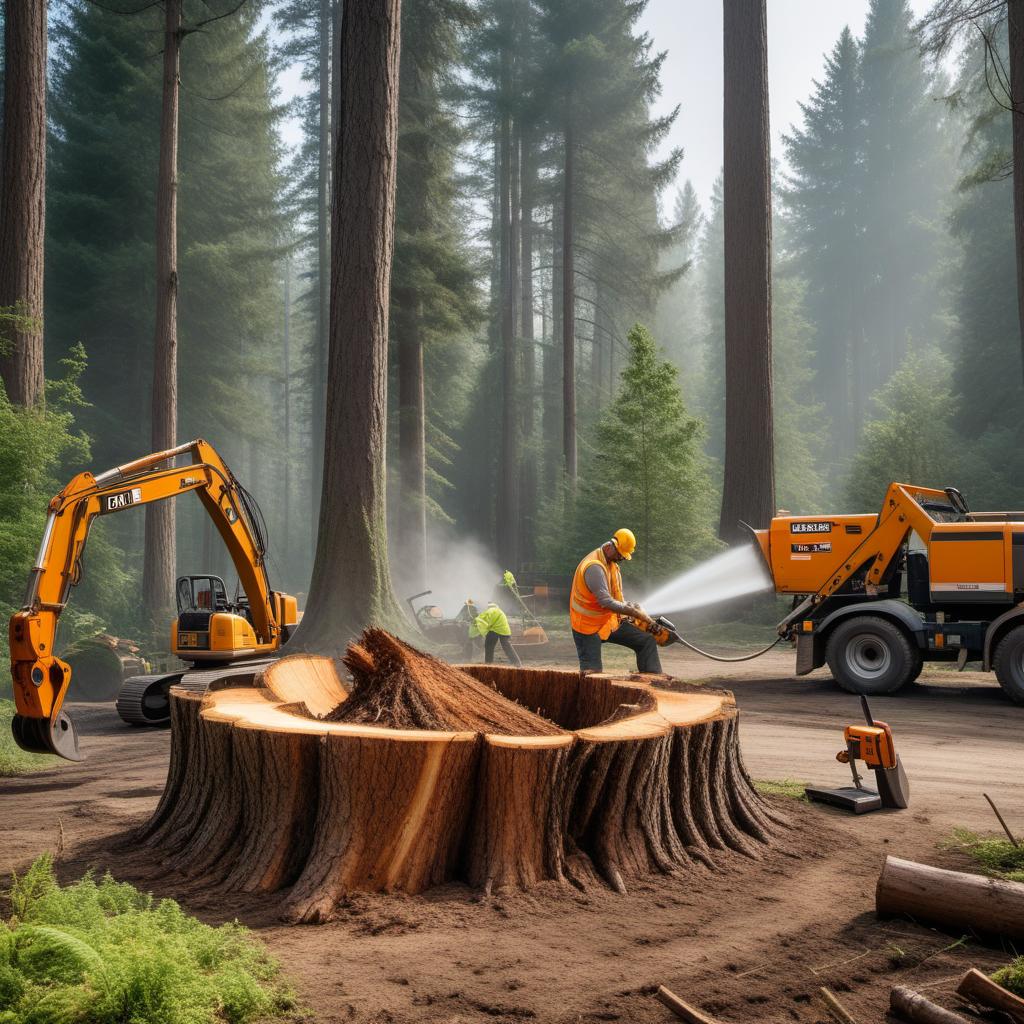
140, 644, 783, 923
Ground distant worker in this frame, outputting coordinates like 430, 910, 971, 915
456, 598, 479, 660
469, 602, 523, 667
570, 528, 661, 674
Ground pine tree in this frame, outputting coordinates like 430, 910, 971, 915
542, 323, 716, 589
944, 29, 1024, 507
653, 181, 705, 400
534, 0, 682, 483
782, 26, 864, 450
860, 0, 952, 386
845, 351, 959, 510
390, 0, 481, 585
47, 1, 286, 606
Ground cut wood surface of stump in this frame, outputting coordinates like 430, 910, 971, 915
138, 630, 785, 923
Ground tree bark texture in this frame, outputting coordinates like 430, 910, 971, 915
284, 0, 405, 656
719, 0, 774, 542
876, 855, 1024, 941
0, 0, 46, 408
543, 196, 563, 498
1010, 0, 1024, 383
311, 0, 332, 546
562, 123, 577, 483
140, 666, 784, 923
396, 290, 427, 587
518, 126, 536, 566
143, 0, 182, 624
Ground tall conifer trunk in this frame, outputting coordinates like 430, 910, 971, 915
1010, 0, 1024, 382
719, 0, 774, 542
311, 0, 331, 546
143, 0, 182, 623
519, 126, 536, 566
543, 195, 563, 497
497, 48, 519, 569
0, 0, 46, 408
562, 122, 577, 483
285, 0, 405, 655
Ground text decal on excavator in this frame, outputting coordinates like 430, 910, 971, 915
102, 488, 142, 513
791, 521, 832, 534
792, 542, 832, 553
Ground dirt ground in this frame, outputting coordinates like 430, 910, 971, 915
2, 641, 1022, 1024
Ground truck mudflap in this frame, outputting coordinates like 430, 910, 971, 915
795, 633, 820, 675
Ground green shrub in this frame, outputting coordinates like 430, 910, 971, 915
947, 828, 1024, 882
993, 956, 1024, 996
0, 855, 297, 1024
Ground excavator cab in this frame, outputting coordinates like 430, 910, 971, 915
177, 575, 229, 615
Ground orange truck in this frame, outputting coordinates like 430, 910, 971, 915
751, 483, 1024, 702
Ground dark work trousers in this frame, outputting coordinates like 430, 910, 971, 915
572, 620, 662, 674
484, 632, 523, 667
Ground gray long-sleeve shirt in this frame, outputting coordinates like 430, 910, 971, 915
583, 563, 633, 616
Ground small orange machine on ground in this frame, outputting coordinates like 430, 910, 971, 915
805, 696, 910, 813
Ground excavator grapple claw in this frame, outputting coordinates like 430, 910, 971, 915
11, 709, 83, 762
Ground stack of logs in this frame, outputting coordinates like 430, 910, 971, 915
134, 629, 786, 923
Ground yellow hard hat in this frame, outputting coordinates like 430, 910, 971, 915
611, 528, 636, 560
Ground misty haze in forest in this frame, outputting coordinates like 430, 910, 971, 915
1, 0, 1021, 659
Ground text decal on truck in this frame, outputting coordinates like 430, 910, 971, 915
103, 487, 143, 513
791, 521, 832, 534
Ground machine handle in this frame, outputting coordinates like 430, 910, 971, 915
861, 695, 875, 727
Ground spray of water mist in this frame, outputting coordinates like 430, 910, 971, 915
390, 526, 505, 618
641, 544, 774, 616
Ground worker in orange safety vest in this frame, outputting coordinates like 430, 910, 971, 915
569, 528, 661, 674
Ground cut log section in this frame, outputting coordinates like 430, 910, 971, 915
956, 968, 1024, 1022
876, 855, 1024, 941
140, 636, 783, 922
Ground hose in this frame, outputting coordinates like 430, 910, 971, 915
667, 630, 786, 663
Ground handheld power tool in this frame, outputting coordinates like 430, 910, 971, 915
805, 696, 910, 814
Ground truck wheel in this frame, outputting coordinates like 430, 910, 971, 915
825, 616, 917, 696
993, 626, 1024, 705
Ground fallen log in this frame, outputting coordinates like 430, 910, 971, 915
139, 632, 782, 921
956, 967, 1024, 1022
654, 985, 723, 1024
63, 632, 146, 702
890, 986, 969, 1023
876, 856, 1024, 940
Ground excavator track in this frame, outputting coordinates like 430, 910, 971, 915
115, 672, 186, 727
115, 659, 276, 728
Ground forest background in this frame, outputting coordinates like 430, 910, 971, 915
0, 0, 1019, 667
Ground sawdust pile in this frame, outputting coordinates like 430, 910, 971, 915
327, 628, 564, 736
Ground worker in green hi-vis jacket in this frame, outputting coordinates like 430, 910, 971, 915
468, 602, 522, 667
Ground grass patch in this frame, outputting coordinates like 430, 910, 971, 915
754, 778, 809, 801
993, 956, 1024, 996
0, 700, 60, 777
946, 828, 1024, 882
0, 854, 298, 1024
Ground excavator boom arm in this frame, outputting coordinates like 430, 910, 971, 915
9, 439, 277, 760
777, 483, 946, 635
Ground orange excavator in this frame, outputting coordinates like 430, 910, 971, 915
9, 439, 298, 761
